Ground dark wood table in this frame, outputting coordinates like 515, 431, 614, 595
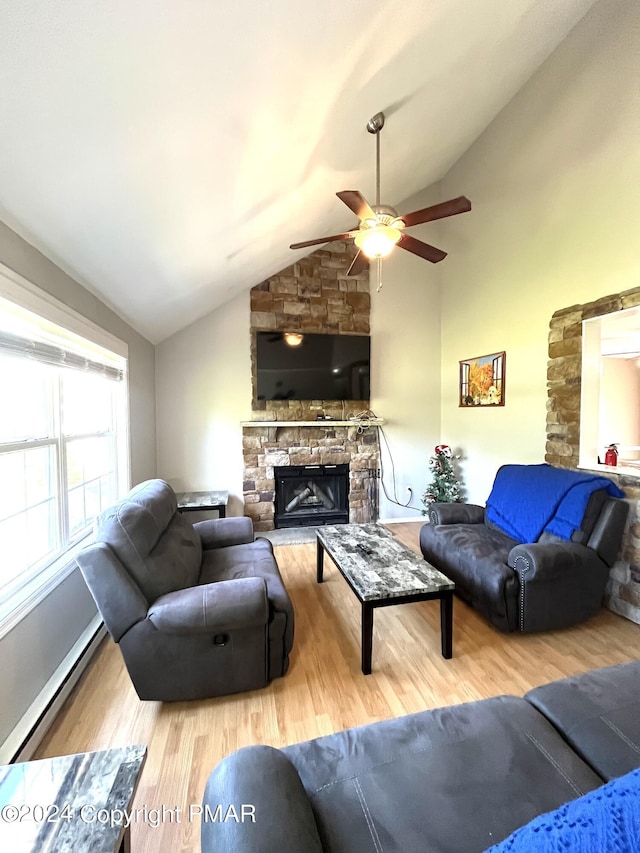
175, 490, 228, 518
316, 523, 454, 674
0, 744, 147, 852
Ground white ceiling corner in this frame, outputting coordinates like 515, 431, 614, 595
0, 0, 598, 342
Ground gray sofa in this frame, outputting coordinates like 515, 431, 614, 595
419, 465, 629, 632
76, 479, 294, 701
201, 660, 640, 852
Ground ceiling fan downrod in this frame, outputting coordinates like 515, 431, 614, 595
366, 112, 385, 208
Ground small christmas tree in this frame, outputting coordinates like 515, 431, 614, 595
421, 445, 462, 513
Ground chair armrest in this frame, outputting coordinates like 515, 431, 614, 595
202, 746, 323, 853
427, 503, 485, 525
147, 577, 268, 634
508, 542, 610, 632
194, 517, 254, 549
508, 541, 605, 582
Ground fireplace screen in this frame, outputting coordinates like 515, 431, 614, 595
274, 464, 349, 528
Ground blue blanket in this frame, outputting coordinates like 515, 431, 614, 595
486, 464, 624, 543
486, 767, 640, 852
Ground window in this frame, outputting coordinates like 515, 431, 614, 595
0, 270, 129, 619
580, 306, 640, 475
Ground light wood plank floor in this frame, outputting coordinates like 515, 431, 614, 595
36, 522, 639, 853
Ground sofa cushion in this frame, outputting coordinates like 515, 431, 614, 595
485, 767, 640, 853
281, 695, 601, 853
199, 538, 294, 670
199, 539, 287, 609
420, 522, 519, 631
525, 660, 640, 782
94, 478, 202, 602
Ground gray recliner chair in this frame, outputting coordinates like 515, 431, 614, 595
420, 464, 629, 633
76, 479, 294, 701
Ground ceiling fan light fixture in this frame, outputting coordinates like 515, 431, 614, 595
283, 332, 304, 347
354, 225, 402, 259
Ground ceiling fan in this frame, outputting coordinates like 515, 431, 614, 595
289, 112, 471, 279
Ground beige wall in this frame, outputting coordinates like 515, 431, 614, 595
438, 0, 640, 503
371, 185, 444, 520
155, 289, 252, 515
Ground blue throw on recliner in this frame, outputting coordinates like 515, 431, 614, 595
486, 463, 624, 544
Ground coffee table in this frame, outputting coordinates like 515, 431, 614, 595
316, 523, 455, 674
0, 744, 147, 852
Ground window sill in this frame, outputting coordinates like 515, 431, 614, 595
578, 461, 640, 480
0, 535, 93, 640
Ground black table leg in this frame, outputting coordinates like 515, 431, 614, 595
316, 541, 324, 583
440, 591, 453, 659
361, 603, 374, 675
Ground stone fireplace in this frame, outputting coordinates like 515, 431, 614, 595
274, 463, 349, 528
242, 421, 380, 532
242, 242, 380, 532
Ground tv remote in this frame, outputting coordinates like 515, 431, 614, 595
357, 543, 373, 555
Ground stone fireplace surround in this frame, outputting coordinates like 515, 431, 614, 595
242, 418, 380, 532
242, 242, 380, 532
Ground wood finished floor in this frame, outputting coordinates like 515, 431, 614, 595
36, 522, 640, 853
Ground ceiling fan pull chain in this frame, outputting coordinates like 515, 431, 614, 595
376, 257, 383, 292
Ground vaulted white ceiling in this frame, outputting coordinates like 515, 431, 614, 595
0, 0, 597, 342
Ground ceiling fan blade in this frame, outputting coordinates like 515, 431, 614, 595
336, 190, 377, 223
399, 196, 471, 228
398, 233, 447, 263
289, 232, 355, 250
346, 250, 369, 277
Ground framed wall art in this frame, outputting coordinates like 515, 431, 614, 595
459, 351, 505, 407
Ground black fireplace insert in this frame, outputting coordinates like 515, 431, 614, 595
274, 464, 349, 528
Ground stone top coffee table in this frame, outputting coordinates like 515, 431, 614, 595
316, 523, 455, 674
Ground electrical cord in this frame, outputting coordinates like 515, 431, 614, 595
378, 424, 422, 511
351, 408, 423, 511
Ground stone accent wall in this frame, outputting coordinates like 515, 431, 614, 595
242, 424, 379, 532
243, 243, 378, 531
250, 242, 369, 413
546, 286, 640, 624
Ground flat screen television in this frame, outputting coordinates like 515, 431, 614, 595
256, 331, 370, 402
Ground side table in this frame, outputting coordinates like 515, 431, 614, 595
0, 744, 147, 852
175, 490, 229, 518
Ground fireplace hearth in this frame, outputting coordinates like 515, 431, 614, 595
274, 464, 349, 528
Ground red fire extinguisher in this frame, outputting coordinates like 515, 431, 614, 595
604, 444, 618, 466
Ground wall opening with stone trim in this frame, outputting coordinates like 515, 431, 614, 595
546, 285, 640, 625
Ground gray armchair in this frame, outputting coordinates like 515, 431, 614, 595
76, 479, 294, 701
420, 465, 629, 633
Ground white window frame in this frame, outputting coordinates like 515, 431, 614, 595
579, 305, 640, 479
0, 263, 130, 637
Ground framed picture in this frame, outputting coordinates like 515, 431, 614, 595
459, 351, 505, 407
